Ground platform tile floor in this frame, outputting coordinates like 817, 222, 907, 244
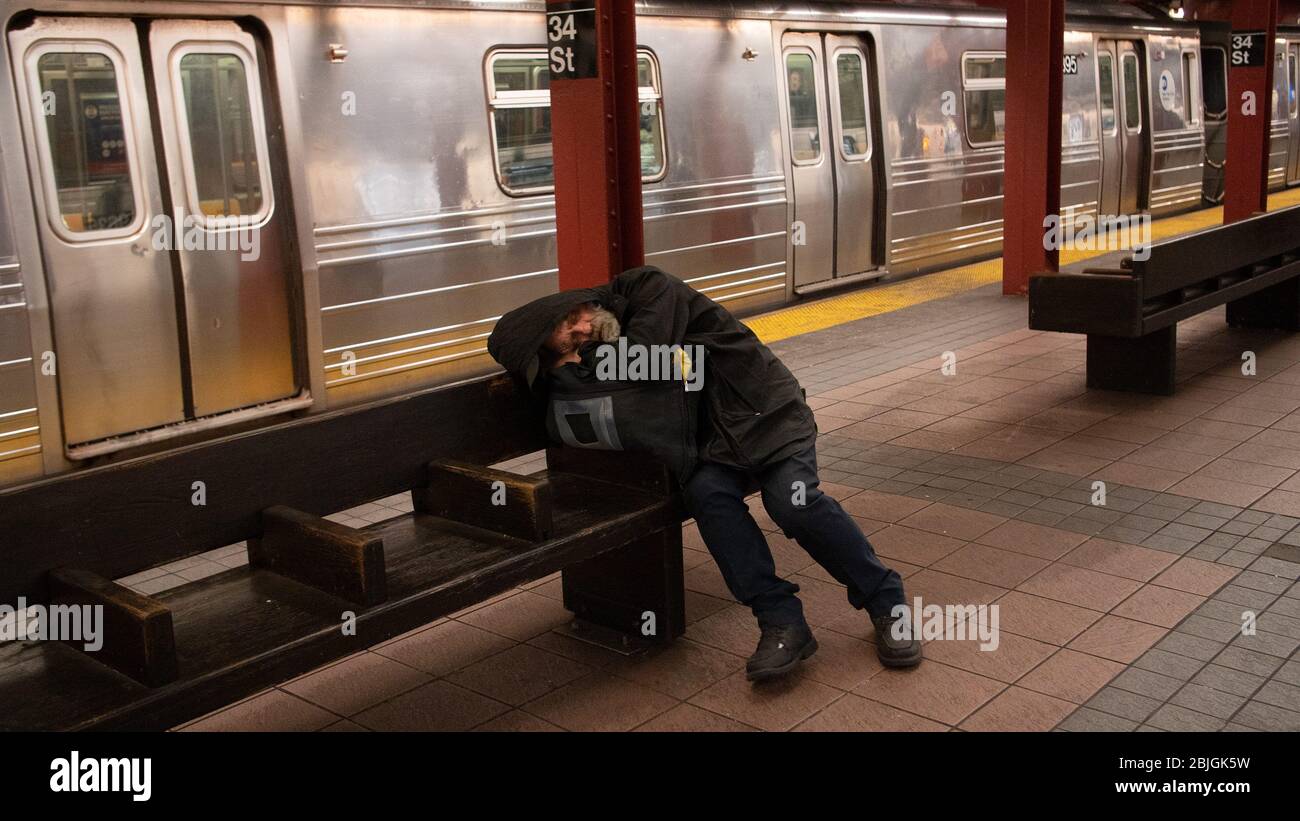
149, 277, 1300, 732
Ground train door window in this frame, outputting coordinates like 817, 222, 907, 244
32, 50, 140, 237
172, 49, 270, 221
1290, 51, 1298, 117
1122, 52, 1141, 132
785, 51, 821, 163
961, 52, 1006, 147
1182, 51, 1200, 127
636, 54, 666, 180
834, 50, 871, 160
486, 49, 665, 194
1275, 52, 1285, 120
1201, 46, 1226, 118
1097, 52, 1117, 135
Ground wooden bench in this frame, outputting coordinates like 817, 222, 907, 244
0, 374, 685, 730
1028, 205, 1300, 394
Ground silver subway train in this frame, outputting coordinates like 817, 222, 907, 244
2, 0, 1299, 487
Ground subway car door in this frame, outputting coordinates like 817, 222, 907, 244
1199, 39, 1229, 204
1288, 43, 1299, 185
1116, 40, 1148, 215
1271, 45, 1289, 189
9, 16, 299, 456
782, 34, 835, 287
148, 20, 296, 417
1096, 43, 1122, 217
7, 18, 187, 446
824, 34, 878, 279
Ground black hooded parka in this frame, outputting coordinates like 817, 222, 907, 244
486, 266, 817, 474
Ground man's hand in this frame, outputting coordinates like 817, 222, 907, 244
551, 349, 582, 369
546, 304, 597, 354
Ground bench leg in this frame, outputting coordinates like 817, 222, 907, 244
1086, 328, 1176, 395
1227, 278, 1300, 331
48, 568, 178, 687
251, 506, 387, 606
561, 527, 685, 647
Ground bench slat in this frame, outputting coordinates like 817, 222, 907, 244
1131, 204, 1300, 299
1139, 257, 1300, 333
0, 471, 679, 730
0, 374, 543, 604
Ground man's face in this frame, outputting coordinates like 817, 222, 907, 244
789, 71, 802, 93
545, 303, 598, 356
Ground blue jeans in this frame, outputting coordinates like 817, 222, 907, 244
682, 444, 906, 629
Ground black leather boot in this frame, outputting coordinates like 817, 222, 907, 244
746, 622, 818, 682
872, 615, 922, 668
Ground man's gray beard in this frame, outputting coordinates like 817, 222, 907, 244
590, 306, 621, 342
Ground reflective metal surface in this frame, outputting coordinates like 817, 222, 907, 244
292, 6, 789, 406
783, 32, 836, 286
149, 20, 298, 416
1272, 42, 1291, 190
0, 164, 41, 482
1111, 39, 1145, 215
879, 21, 1006, 273
1145, 32, 1203, 213
781, 31, 879, 287
0, 0, 1281, 488
1288, 41, 1300, 185
828, 33, 878, 278
8, 17, 187, 446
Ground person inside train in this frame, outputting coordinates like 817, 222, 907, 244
787, 67, 818, 129
487, 265, 922, 682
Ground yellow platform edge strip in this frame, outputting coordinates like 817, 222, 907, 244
745, 187, 1300, 344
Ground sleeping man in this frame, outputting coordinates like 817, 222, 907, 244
488, 265, 920, 681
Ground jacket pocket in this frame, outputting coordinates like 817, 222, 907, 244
708, 369, 764, 417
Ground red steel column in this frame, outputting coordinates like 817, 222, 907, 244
1224, 0, 1278, 224
546, 0, 644, 290
1001, 0, 1064, 296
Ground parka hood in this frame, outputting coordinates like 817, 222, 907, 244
487, 286, 624, 392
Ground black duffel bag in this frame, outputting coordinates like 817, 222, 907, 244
543, 343, 702, 484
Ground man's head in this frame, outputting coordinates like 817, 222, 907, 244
544, 302, 620, 359
788, 70, 803, 94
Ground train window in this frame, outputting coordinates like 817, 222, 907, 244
488, 53, 553, 194
1201, 47, 1226, 117
1097, 52, 1117, 136
835, 51, 871, 160
176, 52, 266, 219
1122, 53, 1141, 132
785, 51, 821, 163
1284, 52, 1294, 116
34, 50, 139, 235
1182, 51, 1200, 127
962, 53, 1006, 147
486, 49, 665, 194
1275, 52, 1285, 120
636, 54, 666, 179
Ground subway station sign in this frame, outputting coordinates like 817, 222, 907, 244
1230, 31, 1267, 68
547, 3, 598, 80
